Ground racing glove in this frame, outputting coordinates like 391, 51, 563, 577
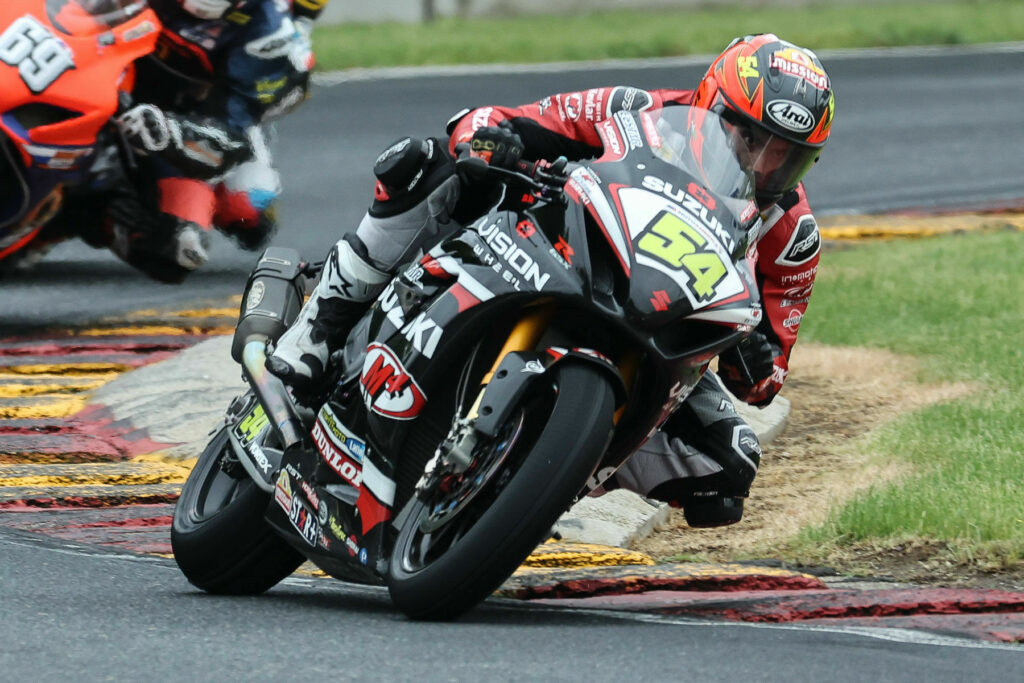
469, 121, 524, 170
717, 330, 787, 407
116, 104, 252, 180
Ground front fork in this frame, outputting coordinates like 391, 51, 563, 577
420, 304, 632, 488
464, 304, 555, 423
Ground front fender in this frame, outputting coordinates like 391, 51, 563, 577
473, 347, 626, 437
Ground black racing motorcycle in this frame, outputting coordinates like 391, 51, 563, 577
171, 106, 764, 620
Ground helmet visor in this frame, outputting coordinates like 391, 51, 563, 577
719, 109, 820, 202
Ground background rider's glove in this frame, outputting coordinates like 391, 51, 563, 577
117, 104, 172, 154
717, 329, 786, 407
469, 121, 524, 169
116, 104, 251, 180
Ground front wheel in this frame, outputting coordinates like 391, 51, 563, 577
387, 362, 616, 620
171, 424, 304, 594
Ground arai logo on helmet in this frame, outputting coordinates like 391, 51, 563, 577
766, 100, 815, 133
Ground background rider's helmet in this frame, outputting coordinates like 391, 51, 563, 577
178, 0, 246, 19
693, 33, 835, 209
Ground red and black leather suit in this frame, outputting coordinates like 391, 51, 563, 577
446, 86, 822, 524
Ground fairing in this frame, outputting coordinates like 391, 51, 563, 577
0, 0, 158, 247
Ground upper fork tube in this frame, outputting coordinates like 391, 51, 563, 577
482, 304, 555, 384
466, 304, 555, 422
240, 339, 305, 449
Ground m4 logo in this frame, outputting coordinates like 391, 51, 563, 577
359, 343, 427, 420
0, 16, 74, 94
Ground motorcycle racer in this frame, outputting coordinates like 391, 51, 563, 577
269, 34, 835, 528
44, 0, 325, 282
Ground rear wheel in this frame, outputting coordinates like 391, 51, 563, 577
387, 362, 615, 620
171, 424, 303, 594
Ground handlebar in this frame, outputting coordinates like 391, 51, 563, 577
455, 152, 570, 199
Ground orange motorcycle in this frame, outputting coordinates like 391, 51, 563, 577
0, 0, 159, 270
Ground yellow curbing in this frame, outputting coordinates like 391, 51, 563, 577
819, 211, 1024, 241
0, 397, 87, 419
519, 540, 657, 570
0, 363, 129, 376
124, 306, 239, 320
77, 326, 198, 337
0, 458, 198, 488
129, 453, 198, 467
0, 379, 108, 398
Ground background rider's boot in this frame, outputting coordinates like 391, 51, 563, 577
266, 235, 389, 391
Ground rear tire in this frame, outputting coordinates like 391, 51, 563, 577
171, 426, 303, 594
387, 362, 615, 620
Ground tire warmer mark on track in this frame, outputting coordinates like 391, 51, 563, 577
0, 307, 237, 555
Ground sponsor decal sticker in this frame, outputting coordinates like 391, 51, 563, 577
316, 405, 366, 463
563, 92, 583, 121
288, 494, 319, 546
245, 281, 265, 310
328, 516, 347, 540
359, 343, 427, 419
234, 403, 269, 445
471, 107, 493, 130
775, 215, 821, 267
476, 219, 553, 291
0, 15, 74, 93
313, 421, 363, 487
607, 86, 653, 116
766, 100, 815, 134
770, 48, 829, 90
782, 309, 803, 330
245, 20, 299, 60
274, 470, 292, 512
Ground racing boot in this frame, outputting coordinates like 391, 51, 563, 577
105, 194, 211, 283
266, 234, 390, 392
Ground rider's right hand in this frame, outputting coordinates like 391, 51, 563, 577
469, 121, 524, 170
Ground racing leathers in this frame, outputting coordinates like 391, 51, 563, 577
270, 85, 822, 527
53, 0, 321, 282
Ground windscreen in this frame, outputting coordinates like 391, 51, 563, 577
47, 0, 149, 36
645, 106, 757, 206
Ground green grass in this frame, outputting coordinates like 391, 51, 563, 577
311, 1, 1024, 71
794, 230, 1024, 567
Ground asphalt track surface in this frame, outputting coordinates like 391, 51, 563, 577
2, 46, 1024, 679
4, 529, 1023, 681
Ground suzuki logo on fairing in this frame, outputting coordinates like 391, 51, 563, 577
359, 343, 427, 419
401, 313, 443, 359
766, 100, 815, 133
476, 221, 552, 290
378, 285, 445, 358
640, 176, 735, 251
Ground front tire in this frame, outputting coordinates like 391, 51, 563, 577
171, 425, 303, 594
387, 362, 615, 620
